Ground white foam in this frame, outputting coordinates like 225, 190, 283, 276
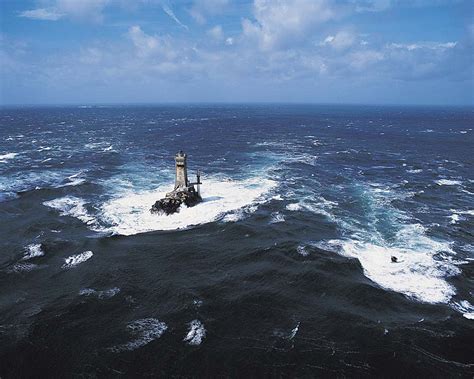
10, 262, 39, 273
79, 287, 120, 299
270, 212, 285, 223
183, 320, 206, 346
0, 152, 18, 161
63, 172, 87, 187
449, 209, 474, 224
62, 251, 93, 269
311, 184, 461, 304
286, 203, 302, 211
98, 177, 276, 235
436, 179, 462, 186
23, 244, 45, 260
315, 229, 458, 304
452, 300, 474, 320
43, 196, 95, 225
289, 322, 300, 340
449, 214, 460, 224
407, 169, 423, 174
296, 245, 309, 256
286, 197, 336, 221
111, 318, 168, 352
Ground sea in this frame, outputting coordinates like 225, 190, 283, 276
0, 104, 473, 377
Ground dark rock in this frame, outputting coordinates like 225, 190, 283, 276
150, 188, 202, 215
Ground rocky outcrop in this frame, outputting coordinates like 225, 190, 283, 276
150, 187, 202, 215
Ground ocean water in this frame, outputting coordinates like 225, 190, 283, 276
0, 104, 473, 377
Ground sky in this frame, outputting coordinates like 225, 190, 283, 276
0, 0, 473, 105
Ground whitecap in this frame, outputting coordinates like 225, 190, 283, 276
62, 251, 93, 269
314, 231, 458, 304
288, 322, 300, 339
110, 318, 168, 352
436, 179, 462, 186
449, 214, 460, 224
449, 209, 474, 224
296, 245, 309, 257
407, 169, 423, 174
286, 203, 302, 211
43, 196, 95, 225
79, 287, 120, 299
183, 320, 206, 346
311, 182, 462, 304
97, 177, 276, 235
22, 244, 45, 260
270, 212, 285, 223
452, 300, 474, 320
10, 262, 39, 273
0, 152, 18, 161
62, 178, 87, 187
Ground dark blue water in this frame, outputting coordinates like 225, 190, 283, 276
0, 105, 473, 377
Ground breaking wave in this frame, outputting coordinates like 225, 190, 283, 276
110, 318, 168, 352
44, 196, 95, 225
79, 287, 120, 299
23, 244, 45, 260
0, 152, 18, 162
313, 184, 461, 305
435, 179, 462, 186
183, 320, 206, 346
98, 177, 276, 235
62, 251, 93, 269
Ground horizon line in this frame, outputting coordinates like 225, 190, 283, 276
1, 101, 473, 108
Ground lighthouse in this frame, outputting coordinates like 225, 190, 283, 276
151, 151, 203, 215
174, 150, 188, 190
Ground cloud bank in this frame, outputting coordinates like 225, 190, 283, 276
2, 0, 473, 104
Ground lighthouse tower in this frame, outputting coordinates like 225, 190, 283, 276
152, 151, 202, 215
174, 150, 188, 190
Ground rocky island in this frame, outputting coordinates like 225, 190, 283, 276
150, 151, 202, 215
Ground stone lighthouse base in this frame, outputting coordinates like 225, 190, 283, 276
150, 187, 202, 215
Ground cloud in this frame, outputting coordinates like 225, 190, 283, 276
241, 0, 345, 51
18, 0, 111, 22
19, 8, 65, 21
320, 30, 356, 49
351, 0, 463, 12
387, 41, 457, 51
127, 25, 160, 57
5, 0, 473, 104
189, 0, 229, 24
207, 25, 224, 41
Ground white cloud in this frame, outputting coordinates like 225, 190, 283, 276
242, 0, 343, 51
349, 50, 384, 69
388, 41, 457, 51
19, 8, 65, 21
320, 30, 356, 49
207, 25, 224, 41
79, 47, 102, 64
18, 0, 111, 22
127, 25, 179, 62
128, 25, 160, 57
190, 0, 229, 24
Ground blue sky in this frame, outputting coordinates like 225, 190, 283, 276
1, 0, 473, 105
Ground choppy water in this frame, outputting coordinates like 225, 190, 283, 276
0, 104, 473, 377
